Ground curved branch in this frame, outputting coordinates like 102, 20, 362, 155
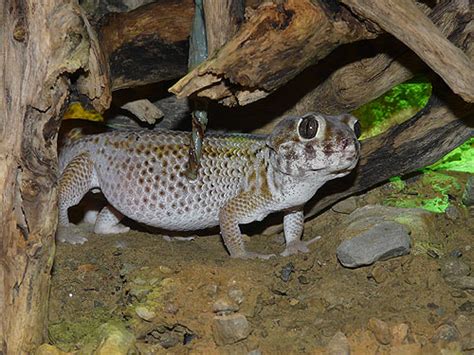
340, 0, 474, 102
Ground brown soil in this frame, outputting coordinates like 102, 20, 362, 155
48, 171, 474, 354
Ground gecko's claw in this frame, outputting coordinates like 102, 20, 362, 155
232, 251, 276, 260
281, 236, 321, 257
56, 224, 89, 245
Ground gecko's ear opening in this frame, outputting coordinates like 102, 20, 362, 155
333, 113, 361, 138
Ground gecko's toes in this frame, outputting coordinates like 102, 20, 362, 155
56, 224, 89, 245
94, 223, 130, 235
233, 251, 276, 260
281, 236, 321, 257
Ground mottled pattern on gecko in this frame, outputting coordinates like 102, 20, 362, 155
58, 113, 361, 259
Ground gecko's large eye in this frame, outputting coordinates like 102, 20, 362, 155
353, 120, 361, 138
298, 115, 319, 139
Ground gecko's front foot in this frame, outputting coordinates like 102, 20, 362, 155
94, 223, 130, 235
281, 236, 321, 257
56, 224, 89, 245
232, 251, 276, 260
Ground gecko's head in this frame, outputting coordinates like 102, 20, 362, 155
267, 113, 361, 177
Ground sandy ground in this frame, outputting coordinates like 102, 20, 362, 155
47, 171, 474, 354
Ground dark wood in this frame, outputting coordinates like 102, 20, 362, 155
170, 0, 376, 105
254, 0, 471, 132
339, 0, 474, 102
203, 0, 244, 56
0, 1, 110, 353
306, 87, 474, 219
98, 0, 195, 91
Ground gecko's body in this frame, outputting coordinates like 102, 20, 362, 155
58, 113, 360, 258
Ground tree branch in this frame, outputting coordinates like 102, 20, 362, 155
339, 0, 474, 102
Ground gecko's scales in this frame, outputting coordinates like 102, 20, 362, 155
58, 113, 361, 259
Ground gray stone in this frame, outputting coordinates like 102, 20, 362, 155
332, 197, 358, 214
337, 222, 411, 268
432, 324, 460, 343
445, 205, 461, 220
462, 175, 474, 206
212, 314, 251, 345
280, 262, 294, 282
440, 258, 471, 278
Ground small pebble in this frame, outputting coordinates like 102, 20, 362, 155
369, 264, 389, 284
289, 298, 299, 306
326, 331, 350, 355
157, 332, 181, 349
445, 276, 474, 290
445, 205, 461, 221
206, 284, 219, 297
458, 301, 474, 313
159, 265, 173, 274
432, 324, 459, 343
440, 258, 470, 278
280, 262, 295, 282
228, 288, 245, 304
450, 249, 463, 258
135, 306, 156, 321
332, 197, 358, 214
298, 275, 310, 285
164, 303, 178, 315
367, 318, 391, 345
212, 314, 251, 345
391, 323, 409, 346
462, 175, 474, 206
183, 332, 196, 345
213, 299, 239, 315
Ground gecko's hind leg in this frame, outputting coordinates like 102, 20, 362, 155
58, 153, 96, 244
94, 205, 130, 234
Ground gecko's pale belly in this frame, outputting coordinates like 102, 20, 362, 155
95, 153, 245, 231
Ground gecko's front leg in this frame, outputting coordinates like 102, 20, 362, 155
219, 193, 275, 260
281, 208, 320, 257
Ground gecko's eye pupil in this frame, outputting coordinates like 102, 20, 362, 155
353, 121, 361, 139
298, 116, 319, 139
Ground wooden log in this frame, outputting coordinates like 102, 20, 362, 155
339, 0, 474, 102
306, 86, 474, 219
203, 0, 244, 56
0, 1, 110, 353
276, 0, 471, 118
98, 0, 195, 91
170, 0, 376, 105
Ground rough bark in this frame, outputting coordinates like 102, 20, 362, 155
339, 0, 474, 102
170, 0, 376, 105
98, 0, 194, 91
306, 86, 474, 219
0, 1, 110, 353
203, 0, 244, 56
